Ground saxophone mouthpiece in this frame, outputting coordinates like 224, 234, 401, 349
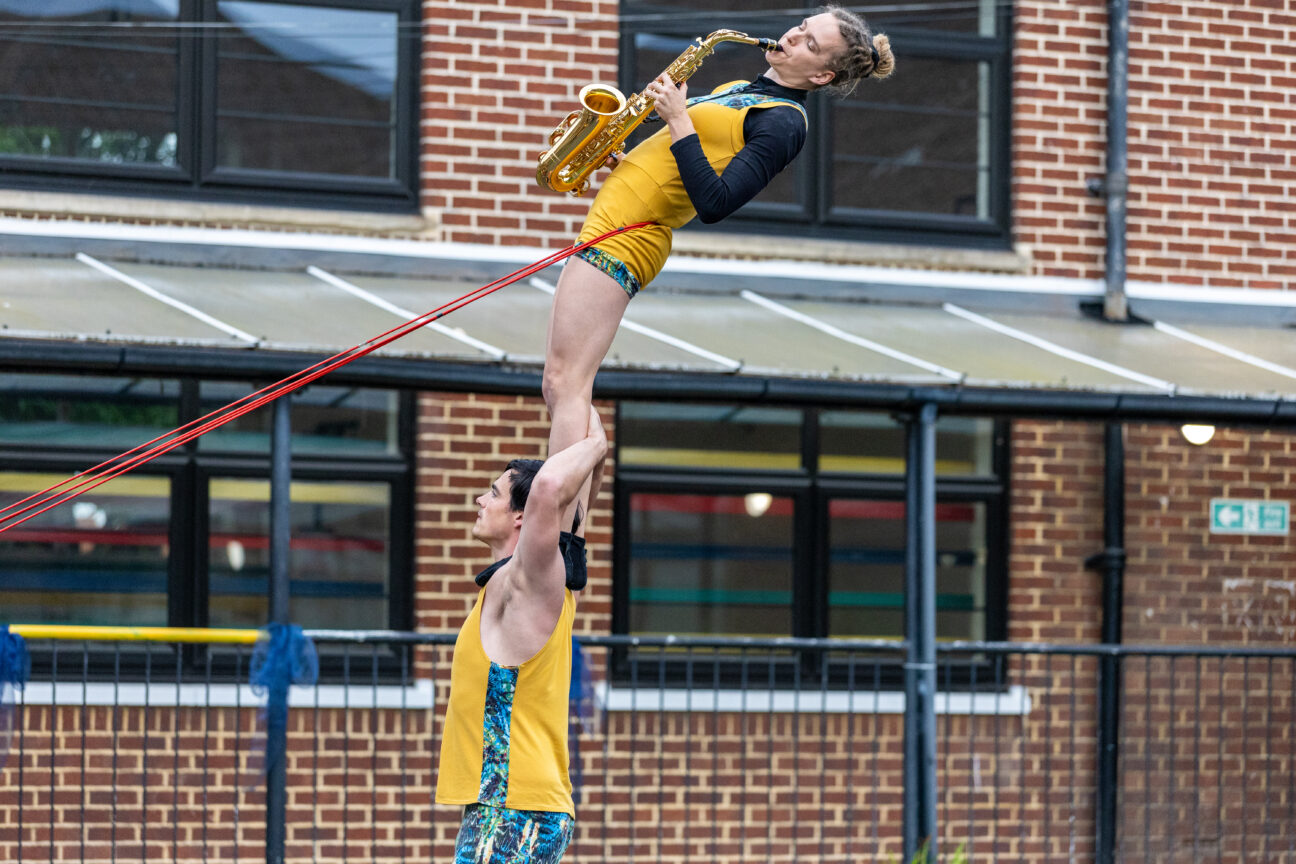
757, 38, 781, 52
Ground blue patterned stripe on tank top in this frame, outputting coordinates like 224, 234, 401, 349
479, 662, 518, 805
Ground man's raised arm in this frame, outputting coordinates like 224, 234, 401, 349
513, 406, 608, 586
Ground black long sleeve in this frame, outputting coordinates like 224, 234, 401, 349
669, 105, 807, 224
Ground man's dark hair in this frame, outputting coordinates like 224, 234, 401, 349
504, 458, 584, 532
505, 459, 544, 513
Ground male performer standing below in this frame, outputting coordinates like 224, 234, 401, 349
436, 406, 607, 863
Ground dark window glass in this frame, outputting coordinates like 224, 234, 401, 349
0, 374, 411, 655
628, 491, 794, 637
197, 382, 399, 455
826, 498, 987, 640
214, 1, 399, 178
831, 57, 990, 219
197, 381, 273, 453
0, 1, 416, 207
0, 472, 170, 627
0, 375, 180, 450
207, 477, 391, 630
616, 405, 1007, 672
818, 411, 995, 476
0, 2, 181, 167
618, 402, 801, 469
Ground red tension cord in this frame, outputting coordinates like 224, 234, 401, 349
0, 222, 653, 536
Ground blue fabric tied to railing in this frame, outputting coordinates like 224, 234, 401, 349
0, 625, 31, 768
249, 623, 318, 778
568, 635, 598, 802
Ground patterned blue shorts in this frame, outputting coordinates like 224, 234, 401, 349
454, 803, 574, 863
576, 246, 642, 299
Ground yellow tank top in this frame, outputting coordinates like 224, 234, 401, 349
578, 81, 807, 288
435, 586, 576, 816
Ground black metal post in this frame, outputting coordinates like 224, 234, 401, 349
1087, 422, 1126, 864
266, 396, 292, 864
1104, 0, 1130, 322
903, 403, 938, 862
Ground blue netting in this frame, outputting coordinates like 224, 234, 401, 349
248, 623, 318, 779
0, 626, 30, 768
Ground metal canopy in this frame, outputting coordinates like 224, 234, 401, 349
0, 247, 1293, 413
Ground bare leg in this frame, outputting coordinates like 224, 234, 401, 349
543, 257, 630, 525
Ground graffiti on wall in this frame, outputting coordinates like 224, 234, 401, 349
1222, 578, 1296, 640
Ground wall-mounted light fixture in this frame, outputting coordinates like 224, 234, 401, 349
1180, 424, 1216, 446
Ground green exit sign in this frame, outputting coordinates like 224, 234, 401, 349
1210, 499, 1290, 535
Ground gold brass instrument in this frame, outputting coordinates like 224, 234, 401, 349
536, 29, 780, 197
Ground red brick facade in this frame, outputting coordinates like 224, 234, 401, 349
1014, 1, 1296, 289
419, 1, 620, 248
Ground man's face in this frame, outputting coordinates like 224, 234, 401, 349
471, 470, 520, 544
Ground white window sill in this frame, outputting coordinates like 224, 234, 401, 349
17, 680, 434, 709
597, 683, 1031, 716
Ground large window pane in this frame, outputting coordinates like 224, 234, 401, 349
832, 56, 990, 218
0, 374, 180, 450
214, 2, 399, 178
619, 402, 801, 469
628, 491, 794, 637
818, 412, 995, 476
207, 477, 390, 629
196, 383, 399, 456
827, 498, 986, 640
0, 2, 180, 166
0, 472, 170, 626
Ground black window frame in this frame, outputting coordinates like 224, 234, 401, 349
617, 5, 1014, 249
1, 375, 417, 682
0, 0, 421, 212
611, 403, 1011, 689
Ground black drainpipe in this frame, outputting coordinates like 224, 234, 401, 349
1103, 0, 1130, 322
1086, 421, 1126, 864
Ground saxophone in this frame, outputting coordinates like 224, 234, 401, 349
536, 30, 780, 197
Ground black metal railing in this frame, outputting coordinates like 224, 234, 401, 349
2, 634, 1293, 863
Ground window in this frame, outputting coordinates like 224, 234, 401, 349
0, 1, 419, 209
0, 374, 414, 643
619, 0, 1012, 247
614, 403, 1007, 654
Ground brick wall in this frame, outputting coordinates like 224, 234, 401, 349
419, 1, 620, 248
1011, 419, 1296, 863
1008, 420, 1107, 644
1014, 1, 1296, 289
1124, 423, 1296, 645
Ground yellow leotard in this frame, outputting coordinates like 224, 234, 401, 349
577, 82, 806, 294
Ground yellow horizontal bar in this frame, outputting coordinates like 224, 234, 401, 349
10, 625, 260, 644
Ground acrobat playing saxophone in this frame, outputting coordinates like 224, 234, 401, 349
535, 30, 780, 197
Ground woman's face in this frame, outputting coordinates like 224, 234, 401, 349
765, 12, 846, 90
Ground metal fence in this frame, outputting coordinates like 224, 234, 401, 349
1, 633, 1293, 864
